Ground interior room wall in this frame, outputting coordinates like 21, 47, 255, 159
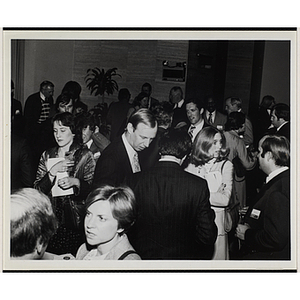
19, 39, 290, 113
23, 40, 75, 105
260, 41, 290, 106
21, 39, 189, 110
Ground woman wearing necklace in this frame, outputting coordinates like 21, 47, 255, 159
185, 127, 233, 260
34, 112, 96, 256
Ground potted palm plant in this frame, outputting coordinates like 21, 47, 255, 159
85, 67, 121, 138
85, 67, 121, 103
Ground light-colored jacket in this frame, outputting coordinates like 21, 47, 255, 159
76, 234, 141, 260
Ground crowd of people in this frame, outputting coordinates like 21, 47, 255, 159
10, 79, 291, 261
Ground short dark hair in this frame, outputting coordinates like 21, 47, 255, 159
134, 92, 149, 106
62, 81, 82, 100
260, 95, 275, 108
10, 188, 57, 257
85, 185, 137, 233
40, 80, 54, 90
169, 86, 183, 98
142, 82, 152, 91
272, 103, 290, 122
191, 127, 228, 166
225, 111, 246, 131
159, 128, 192, 159
118, 88, 131, 102
75, 111, 99, 132
52, 112, 76, 134
128, 108, 157, 130
185, 98, 204, 111
55, 93, 74, 112
260, 135, 290, 167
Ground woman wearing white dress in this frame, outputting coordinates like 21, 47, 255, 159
185, 127, 233, 260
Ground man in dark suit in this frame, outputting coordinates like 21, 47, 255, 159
75, 112, 110, 162
24, 80, 56, 169
106, 88, 133, 142
203, 96, 227, 130
141, 82, 159, 110
185, 98, 208, 142
11, 133, 35, 191
269, 103, 290, 141
127, 129, 218, 260
92, 108, 157, 188
169, 86, 188, 128
236, 135, 290, 260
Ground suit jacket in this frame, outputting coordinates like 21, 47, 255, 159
24, 92, 56, 163
106, 101, 133, 141
24, 92, 55, 133
126, 161, 218, 260
203, 110, 227, 130
277, 122, 290, 141
241, 169, 290, 260
92, 136, 133, 188
171, 102, 189, 128
11, 133, 34, 191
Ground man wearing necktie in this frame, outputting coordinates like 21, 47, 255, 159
169, 86, 189, 128
203, 96, 227, 130
185, 98, 207, 142
24, 81, 56, 170
93, 108, 157, 188
236, 135, 290, 260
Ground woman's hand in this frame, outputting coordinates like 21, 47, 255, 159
58, 177, 80, 190
49, 159, 74, 177
236, 223, 251, 240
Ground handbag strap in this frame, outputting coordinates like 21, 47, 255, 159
118, 250, 137, 260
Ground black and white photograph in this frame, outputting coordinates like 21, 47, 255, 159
1, 28, 298, 274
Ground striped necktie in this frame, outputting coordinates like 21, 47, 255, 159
188, 125, 196, 139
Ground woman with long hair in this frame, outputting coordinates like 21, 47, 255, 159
185, 126, 233, 260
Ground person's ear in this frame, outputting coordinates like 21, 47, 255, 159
200, 108, 204, 114
265, 151, 273, 161
127, 122, 134, 134
35, 238, 44, 256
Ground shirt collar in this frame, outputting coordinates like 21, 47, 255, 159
191, 119, 204, 130
40, 91, 46, 101
266, 166, 289, 184
159, 155, 181, 165
206, 110, 216, 118
122, 133, 137, 160
85, 139, 93, 149
177, 99, 184, 108
277, 121, 288, 131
